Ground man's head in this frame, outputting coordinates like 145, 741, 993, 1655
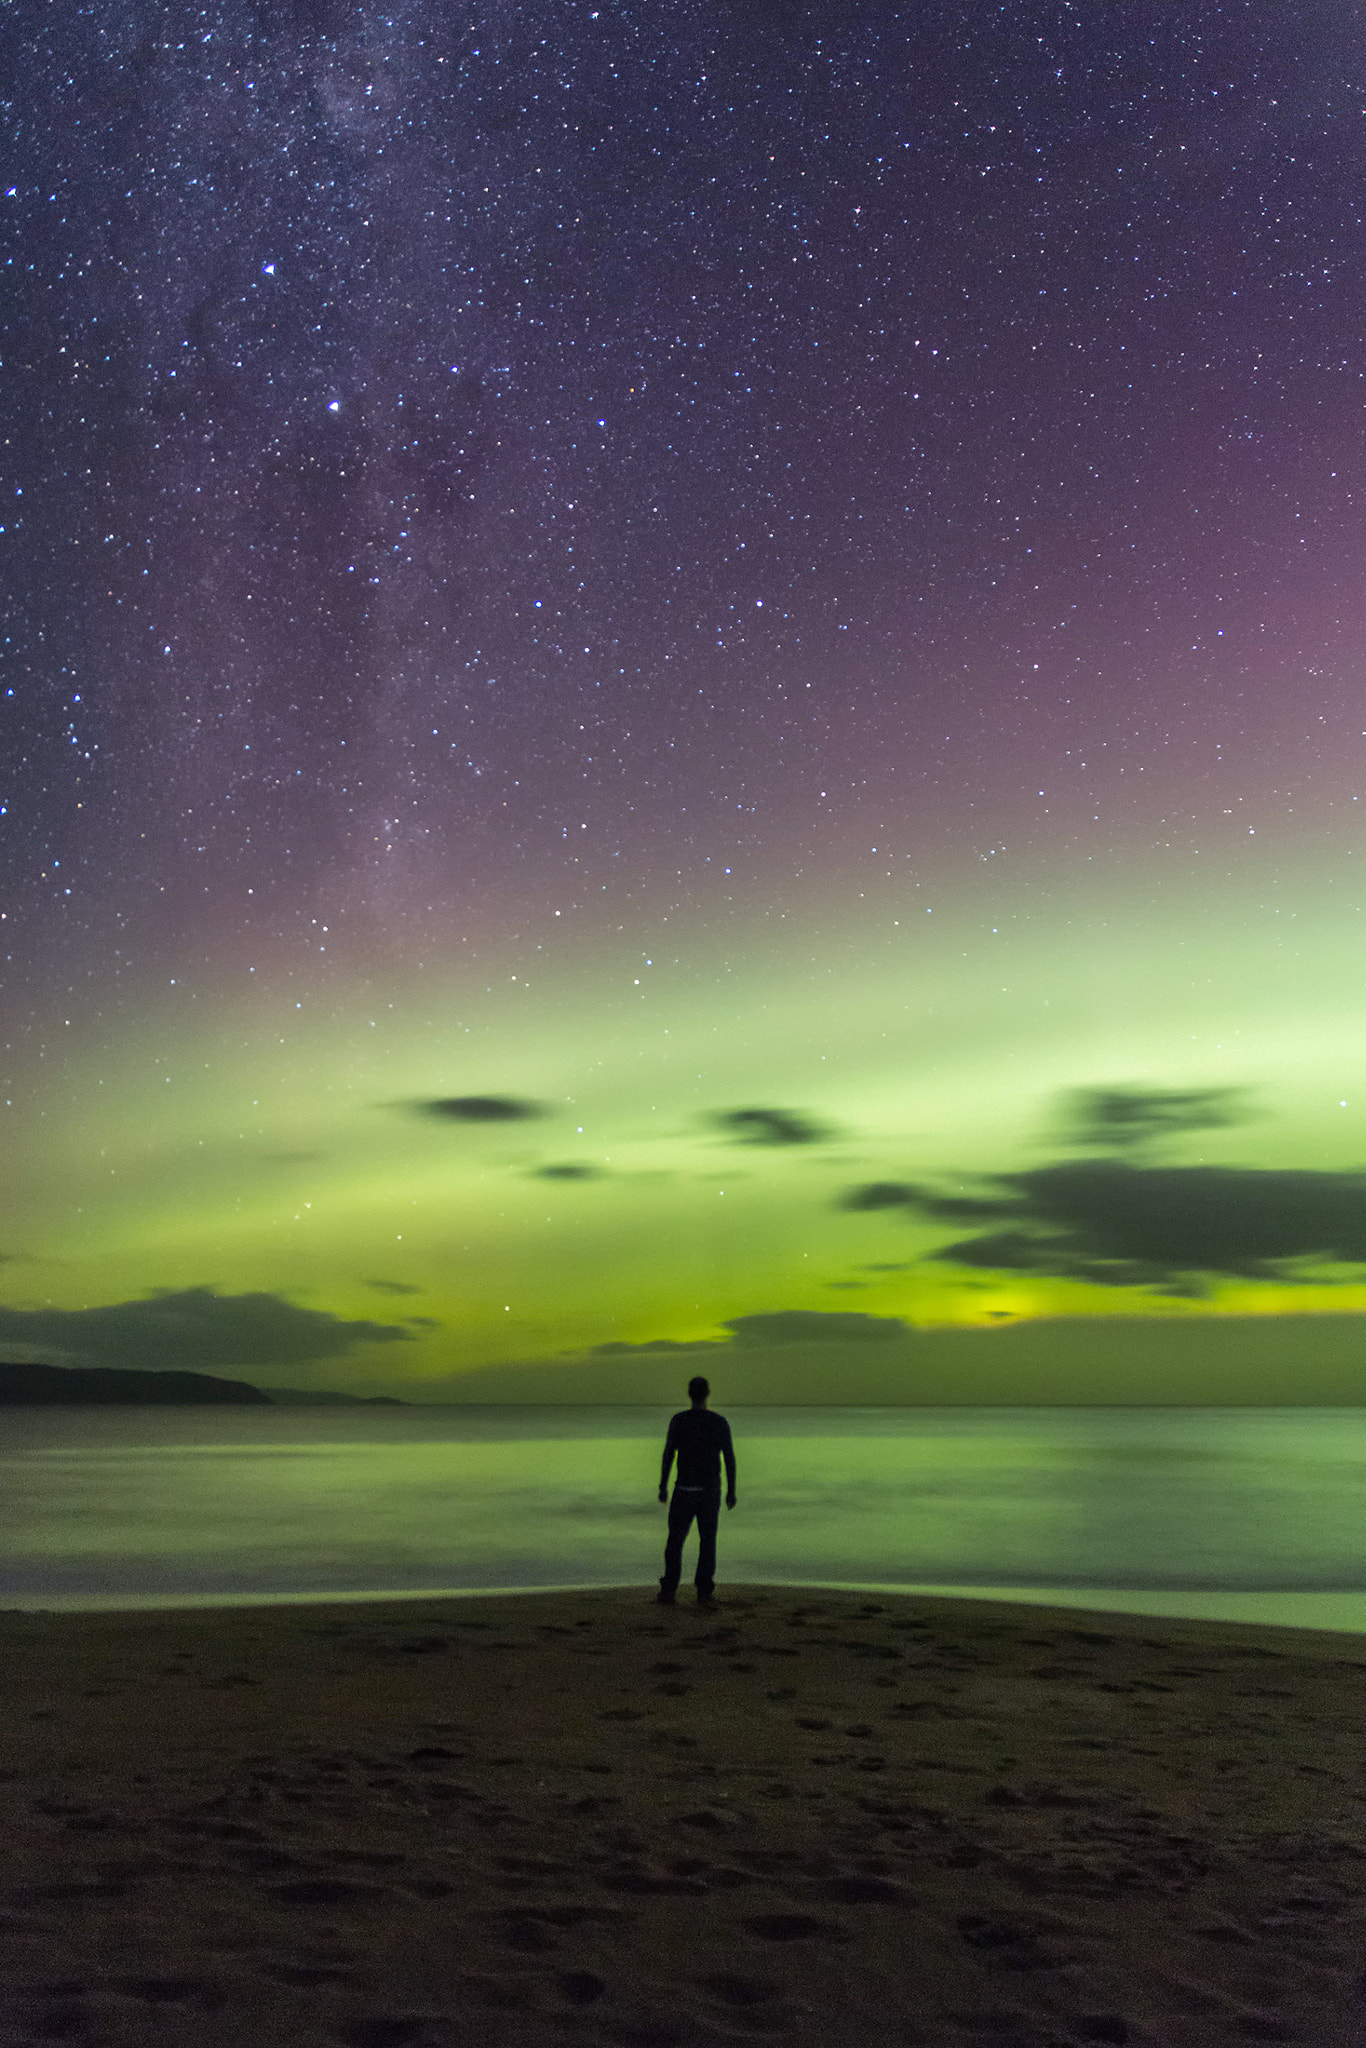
687, 1375, 710, 1406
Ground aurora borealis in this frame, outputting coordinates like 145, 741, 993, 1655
6, 3, 1366, 1399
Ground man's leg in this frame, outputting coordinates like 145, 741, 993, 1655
661, 1492, 697, 1596
693, 1494, 720, 1599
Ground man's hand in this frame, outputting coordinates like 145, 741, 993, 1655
658, 1486, 669, 1504
726, 1492, 737, 1511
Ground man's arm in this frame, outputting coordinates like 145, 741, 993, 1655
658, 1419, 677, 1502
721, 1419, 737, 1507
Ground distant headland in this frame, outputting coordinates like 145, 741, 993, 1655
0, 1363, 405, 1406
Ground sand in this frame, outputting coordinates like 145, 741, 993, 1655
1, 1586, 1364, 2048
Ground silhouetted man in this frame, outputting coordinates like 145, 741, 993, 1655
657, 1375, 737, 1609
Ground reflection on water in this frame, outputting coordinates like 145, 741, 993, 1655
4, 1405, 1366, 1630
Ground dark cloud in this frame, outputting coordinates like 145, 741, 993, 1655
591, 1337, 717, 1355
0, 1288, 413, 1371
588, 1311, 910, 1354
1058, 1085, 1254, 1151
713, 1107, 831, 1147
841, 1181, 924, 1211
366, 1278, 422, 1295
536, 1163, 603, 1181
415, 1096, 544, 1122
404, 1315, 442, 1328
923, 1225, 1176, 1288
914, 1161, 1366, 1286
723, 1311, 908, 1346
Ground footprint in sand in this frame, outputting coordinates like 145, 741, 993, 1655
266, 1878, 388, 1907
263, 1962, 358, 1986
340, 2019, 430, 2048
556, 1970, 607, 2005
497, 1917, 560, 1953
742, 1912, 849, 1943
1195, 1918, 1255, 1946
117, 1978, 206, 2003
486, 1905, 625, 1937
23, 1878, 132, 1902
955, 1911, 1058, 1971
455, 1971, 531, 2011
599, 1869, 709, 1896
420, 1780, 482, 1806
698, 1972, 780, 2007
819, 1875, 908, 1905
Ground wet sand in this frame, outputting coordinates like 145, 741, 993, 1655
1, 1585, 1364, 2046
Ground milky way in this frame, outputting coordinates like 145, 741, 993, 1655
6, 4, 1366, 1391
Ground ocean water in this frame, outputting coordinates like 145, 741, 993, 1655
5, 1404, 1366, 1632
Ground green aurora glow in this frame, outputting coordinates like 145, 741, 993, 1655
8, 840, 1366, 1400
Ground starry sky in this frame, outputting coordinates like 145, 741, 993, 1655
6, 1, 1366, 1397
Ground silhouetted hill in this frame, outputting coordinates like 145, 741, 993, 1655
0, 1362, 273, 1405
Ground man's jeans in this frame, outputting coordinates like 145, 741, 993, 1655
661, 1487, 720, 1597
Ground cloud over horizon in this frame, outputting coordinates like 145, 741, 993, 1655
1057, 1086, 1256, 1153
0, 1288, 414, 1373
414, 1096, 544, 1123
590, 1310, 909, 1357
845, 1161, 1366, 1289
712, 1107, 831, 1147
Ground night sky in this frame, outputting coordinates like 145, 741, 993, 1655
6, 2, 1366, 1396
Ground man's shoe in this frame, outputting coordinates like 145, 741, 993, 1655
655, 1590, 676, 1605
696, 1595, 718, 1611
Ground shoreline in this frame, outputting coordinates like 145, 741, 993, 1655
7, 1578, 1366, 1639
2, 1584, 1364, 2044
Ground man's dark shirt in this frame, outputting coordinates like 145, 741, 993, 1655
661, 1408, 736, 1496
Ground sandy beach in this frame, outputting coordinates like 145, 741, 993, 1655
1, 1585, 1363, 2047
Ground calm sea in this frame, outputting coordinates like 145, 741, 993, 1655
4, 1405, 1366, 1632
